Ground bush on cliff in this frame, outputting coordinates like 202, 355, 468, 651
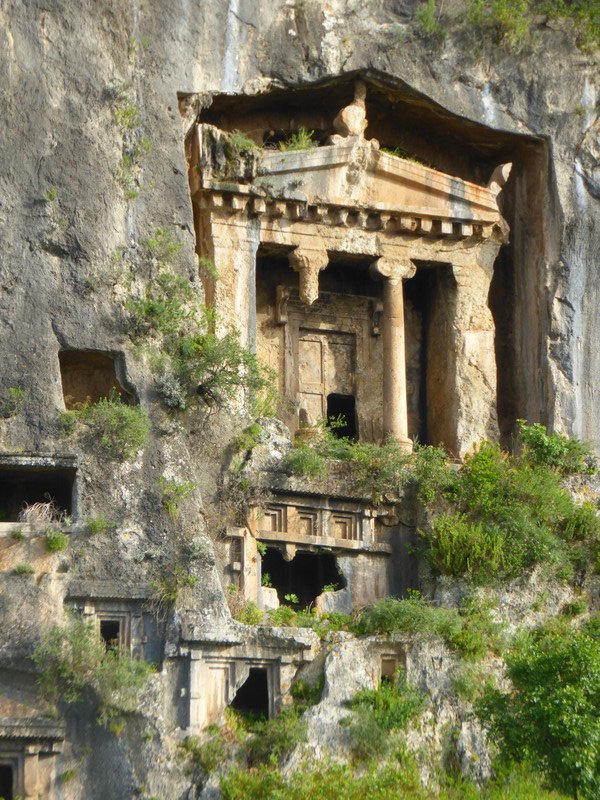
477, 616, 600, 800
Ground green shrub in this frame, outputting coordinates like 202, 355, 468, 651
45, 528, 68, 553
221, 758, 426, 800
243, 710, 307, 765
86, 516, 113, 535
266, 604, 296, 626
62, 393, 149, 460
517, 420, 592, 474
0, 385, 26, 418
291, 675, 324, 712
416, 0, 444, 36
179, 733, 224, 775
60, 768, 77, 783
34, 615, 152, 726
467, 0, 530, 45
278, 127, 318, 151
150, 565, 198, 617
477, 624, 600, 800
354, 593, 503, 659
10, 529, 25, 541
421, 513, 505, 583
127, 270, 195, 337
235, 601, 263, 625
452, 662, 497, 702
232, 422, 263, 454
14, 563, 35, 575
175, 330, 271, 409
159, 477, 195, 521
128, 269, 274, 411
145, 227, 182, 266
345, 672, 426, 762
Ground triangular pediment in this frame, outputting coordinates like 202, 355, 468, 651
260, 143, 505, 226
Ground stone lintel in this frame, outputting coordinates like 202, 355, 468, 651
0, 718, 65, 746
197, 187, 506, 243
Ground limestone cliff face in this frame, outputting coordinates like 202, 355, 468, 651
0, 2, 598, 798
1, 1, 598, 446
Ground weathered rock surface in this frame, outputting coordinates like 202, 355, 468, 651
0, 1, 598, 797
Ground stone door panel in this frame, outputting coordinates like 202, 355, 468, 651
297, 329, 356, 425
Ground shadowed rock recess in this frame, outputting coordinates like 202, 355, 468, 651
0, 1, 598, 798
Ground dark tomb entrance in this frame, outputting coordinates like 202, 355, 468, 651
0, 465, 75, 522
0, 763, 13, 800
327, 393, 357, 439
100, 619, 121, 651
231, 667, 269, 718
262, 548, 345, 607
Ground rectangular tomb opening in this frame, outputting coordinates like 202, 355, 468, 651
58, 350, 134, 410
230, 667, 270, 719
0, 464, 76, 522
0, 762, 14, 800
261, 547, 345, 608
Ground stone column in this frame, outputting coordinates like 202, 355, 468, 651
289, 246, 329, 306
23, 745, 40, 800
371, 257, 415, 450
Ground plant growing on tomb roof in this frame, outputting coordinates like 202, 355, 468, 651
278, 127, 318, 152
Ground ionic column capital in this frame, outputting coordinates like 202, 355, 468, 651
370, 257, 416, 283
289, 246, 329, 305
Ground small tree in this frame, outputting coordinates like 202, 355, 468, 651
477, 625, 600, 799
34, 615, 152, 726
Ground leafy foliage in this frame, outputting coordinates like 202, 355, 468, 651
34, 615, 152, 726
517, 419, 592, 474
354, 592, 504, 659
220, 758, 569, 799
243, 710, 307, 766
86, 516, 113, 535
150, 565, 198, 618
14, 562, 35, 575
179, 732, 225, 776
477, 620, 600, 799
0, 385, 26, 418
159, 477, 196, 521
345, 672, 426, 762
45, 528, 69, 553
290, 675, 324, 713
467, 0, 600, 49
128, 266, 273, 411
234, 601, 263, 625
417, 0, 444, 36
278, 127, 318, 151
61, 392, 150, 460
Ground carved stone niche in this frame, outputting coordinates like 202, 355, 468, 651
0, 718, 65, 800
188, 73, 512, 455
178, 627, 315, 733
66, 581, 160, 663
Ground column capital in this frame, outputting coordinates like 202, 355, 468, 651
289, 246, 329, 305
370, 257, 416, 282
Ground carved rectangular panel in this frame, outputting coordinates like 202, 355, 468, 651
331, 512, 357, 541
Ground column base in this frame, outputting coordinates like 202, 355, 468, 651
385, 435, 413, 453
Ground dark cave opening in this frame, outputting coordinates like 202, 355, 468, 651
0, 763, 13, 800
231, 667, 269, 718
261, 547, 345, 608
0, 466, 75, 522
